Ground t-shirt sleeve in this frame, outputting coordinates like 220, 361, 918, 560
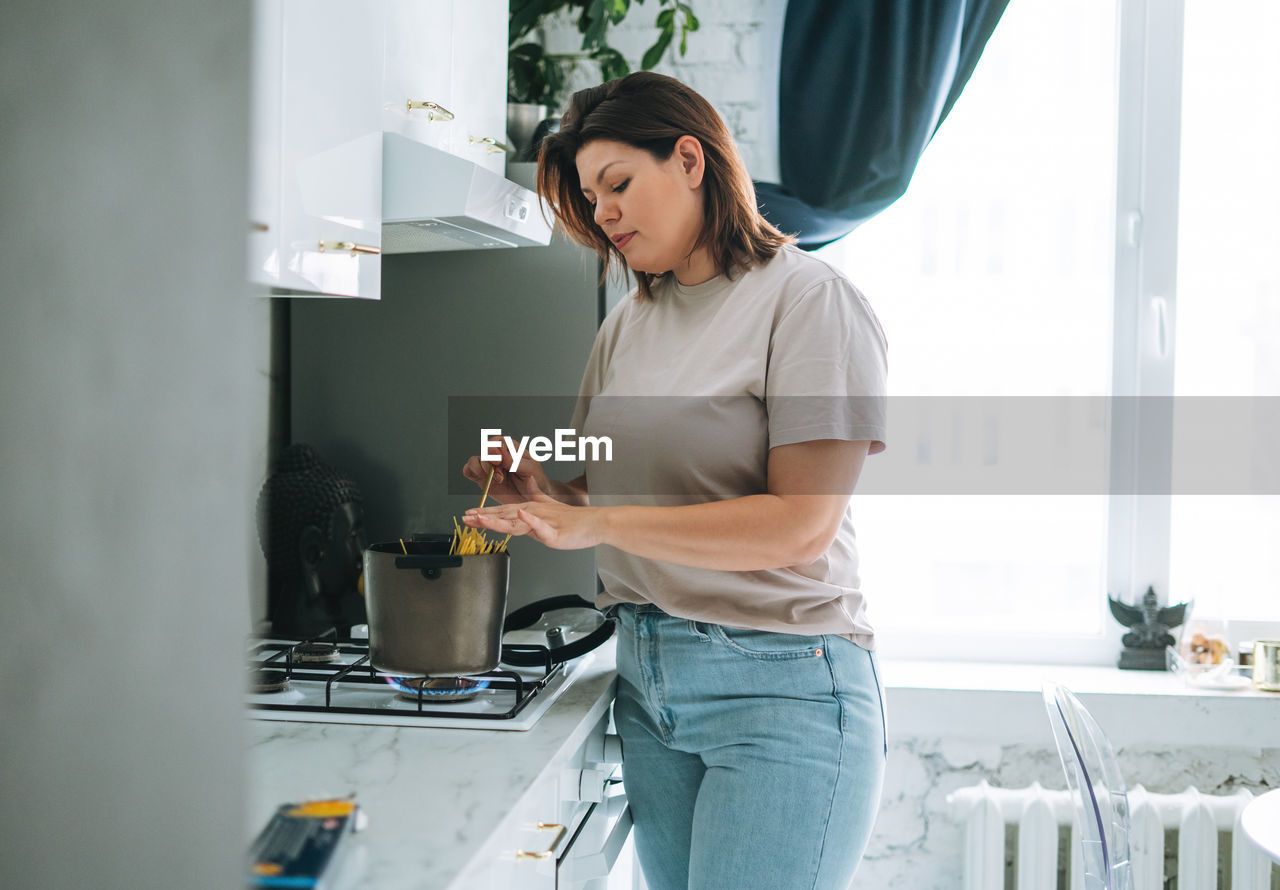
570, 299, 626, 432
765, 277, 888, 454
570, 338, 604, 433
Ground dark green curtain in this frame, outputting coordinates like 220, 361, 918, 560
755, 0, 1010, 250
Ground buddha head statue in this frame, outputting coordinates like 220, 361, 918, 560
256, 443, 367, 639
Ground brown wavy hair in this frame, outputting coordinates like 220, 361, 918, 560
536, 71, 793, 301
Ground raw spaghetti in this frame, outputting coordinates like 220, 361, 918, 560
450, 466, 512, 555
449, 516, 510, 555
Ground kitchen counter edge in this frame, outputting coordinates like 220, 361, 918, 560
245, 639, 619, 890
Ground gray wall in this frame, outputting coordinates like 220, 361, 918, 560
1, 3, 264, 889
290, 229, 603, 612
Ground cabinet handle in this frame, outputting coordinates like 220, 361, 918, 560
468, 135, 511, 154
249, 220, 270, 233
515, 822, 566, 861
406, 100, 454, 121
317, 240, 380, 256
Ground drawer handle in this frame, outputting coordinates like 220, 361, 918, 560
515, 822, 566, 861
468, 135, 511, 154
317, 240, 380, 256
406, 100, 454, 121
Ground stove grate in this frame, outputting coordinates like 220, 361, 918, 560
248, 632, 561, 722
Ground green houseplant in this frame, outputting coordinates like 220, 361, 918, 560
508, 0, 699, 114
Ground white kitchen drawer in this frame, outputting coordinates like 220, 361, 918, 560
483, 777, 561, 890
458, 710, 628, 890
557, 777, 633, 889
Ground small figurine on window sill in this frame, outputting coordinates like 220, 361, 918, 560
1108, 585, 1191, 670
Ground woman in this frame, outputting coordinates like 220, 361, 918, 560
462, 71, 888, 890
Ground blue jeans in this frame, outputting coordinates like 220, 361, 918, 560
611, 603, 886, 890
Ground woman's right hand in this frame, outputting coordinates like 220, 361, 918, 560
461, 436, 549, 505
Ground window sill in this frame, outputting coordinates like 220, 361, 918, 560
878, 658, 1280, 749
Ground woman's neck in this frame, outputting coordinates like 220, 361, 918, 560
672, 246, 719, 286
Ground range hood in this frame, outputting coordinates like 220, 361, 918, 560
381, 133, 552, 253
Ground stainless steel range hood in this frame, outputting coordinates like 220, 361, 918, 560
381, 133, 552, 253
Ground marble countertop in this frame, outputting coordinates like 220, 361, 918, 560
244, 641, 1275, 886
245, 639, 619, 890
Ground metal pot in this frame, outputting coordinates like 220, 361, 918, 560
506, 102, 548, 161
363, 535, 509, 677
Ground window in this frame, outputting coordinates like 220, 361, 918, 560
820, 0, 1280, 662
1169, 0, 1280, 624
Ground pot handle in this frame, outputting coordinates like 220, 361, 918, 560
501, 595, 616, 666
393, 554, 463, 580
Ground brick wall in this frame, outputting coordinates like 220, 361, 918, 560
536, 0, 786, 181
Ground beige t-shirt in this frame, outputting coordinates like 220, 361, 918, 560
570, 243, 888, 649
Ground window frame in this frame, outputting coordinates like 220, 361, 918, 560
873, 0, 1191, 665
1106, 0, 1184, 651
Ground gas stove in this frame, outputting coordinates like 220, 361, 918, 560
247, 627, 594, 731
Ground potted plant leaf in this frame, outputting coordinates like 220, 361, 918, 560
507, 0, 699, 159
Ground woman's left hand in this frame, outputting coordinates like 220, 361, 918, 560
462, 477, 604, 551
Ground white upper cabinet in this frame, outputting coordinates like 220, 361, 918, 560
249, 0, 384, 298
382, 1, 456, 155
449, 0, 509, 176
247, 0, 282, 291
248, 0, 513, 297
277, 0, 384, 298
383, 0, 508, 176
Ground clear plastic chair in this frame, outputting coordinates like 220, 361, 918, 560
1042, 683, 1135, 890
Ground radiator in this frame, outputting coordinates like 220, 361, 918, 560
947, 781, 1276, 890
